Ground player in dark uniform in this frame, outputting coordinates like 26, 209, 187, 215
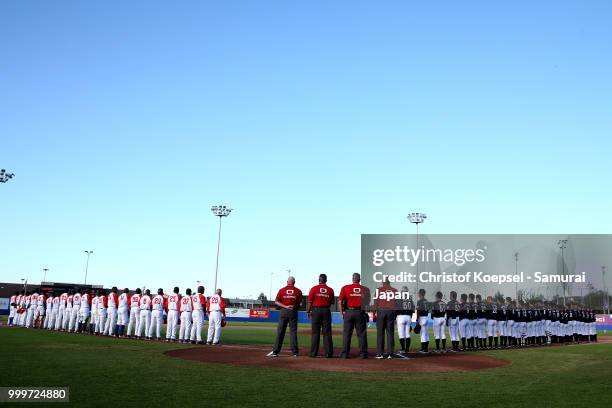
268, 276, 303, 357
306, 274, 335, 358
431, 292, 447, 353
338, 273, 371, 359
467, 293, 478, 350
415, 289, 430, 353
446, 291, 460, 352
475, 294, 487, 349
395, 286, 414, 355
458, 293, 470, 350
486, 296, 499, 349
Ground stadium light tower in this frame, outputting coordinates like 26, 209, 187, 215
43, 268, 49, 283
0, 169, 15, 183
558, 239, 568, 306
84, 250, 94, 284
269, 272, 275, 300
407, 212, 427, 275
211, 205, 233, 291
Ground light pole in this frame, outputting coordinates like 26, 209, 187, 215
20, 278, 27, 292
269, 272, 275, 300
84, 250, 93, 284
42, 268, 48, 283
211, 205, 233, 291
558, 239, 568, 306
407, 212, 427, 276
514, 252, 519, 301
0, 169, 15, 183
196, 280, 201, 289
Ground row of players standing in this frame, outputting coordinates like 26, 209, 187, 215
8, 286, 227, 344
269, 273, 598, 359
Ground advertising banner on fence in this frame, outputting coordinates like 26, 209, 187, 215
249, 309, 270, 319
225, 308, 251, 318
596, 314, 612, 327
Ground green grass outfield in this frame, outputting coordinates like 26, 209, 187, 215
1, 321, 611, 408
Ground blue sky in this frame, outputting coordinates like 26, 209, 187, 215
1, 1, 611, 297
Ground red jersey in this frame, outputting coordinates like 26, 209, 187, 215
275, 285, 303, 308
165, 294, 181, 311
308, 284, 335, 307
339, 283, 370, 309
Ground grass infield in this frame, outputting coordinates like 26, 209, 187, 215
1, 321, 611, 407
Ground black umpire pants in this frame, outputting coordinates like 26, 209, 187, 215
376, 309, 395, 355
342, 309, 368, 357
273, 309, 298, 355
310, 307, 333, 357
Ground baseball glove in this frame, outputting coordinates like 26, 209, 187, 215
221, 319, 227, 327
413, 323, 421, 334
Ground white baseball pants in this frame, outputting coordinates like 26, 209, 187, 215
448, 317, 460, 341
137, 309, 151, 337
418, 316, 429, 343
207, 310, 223, 343
55, 307, 66, 330
166, 310, 179, 340
96, 309, 107, 333
487, 319, 498, 337
190, 310, 204, 342
179, 311, 192, 341
127, 308, 140, 336
149, 310, 163, 338
104, 308, 117, 335
396, 314, 412, 339
433, 317, 446, 340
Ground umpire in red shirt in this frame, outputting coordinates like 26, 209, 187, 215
374, 278, 398, 358
338, 273, 371, 359
306, 274, 335, 358
268, 276, 303, 357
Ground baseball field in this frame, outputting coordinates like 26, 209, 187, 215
1, 319, 611, 408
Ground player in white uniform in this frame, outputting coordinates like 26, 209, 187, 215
127, 288, 142, 337
33, 291, 46, 328
178, 288, 193, 343
117, 288, 130, 337
43, 293, 53, 329
190, 286, 207, 344
69, 290, 81, 332
54, 292, 68, 330
50, 295, 60, 330
206, 288, 226, 345
26, 290, 38, 328
9, 291, 18, 326
90, 292, 99, 334
137, 289, 152, 339
80, 291, 91, 333
96, 291, 108, 334
150, 289, 165, 340
165, 287, 181, 342
62, 291, 73, 331
104, 287, 119, 336
18, 292, 28, 327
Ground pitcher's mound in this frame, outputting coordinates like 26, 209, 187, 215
165, 344, 509, 373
